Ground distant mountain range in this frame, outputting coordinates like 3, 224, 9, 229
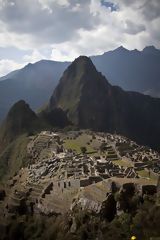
91, 45, 160, 97
0, 45, 160, 124
0, 55, 160, 179
0, 60, 70, 124
44, 56, 160, 151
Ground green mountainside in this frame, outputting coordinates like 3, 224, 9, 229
0, 100, 39, 180
0, 100, 70, 180
0, 134, 30, 181
45, 56, 160, 151
0, 100, 38, 150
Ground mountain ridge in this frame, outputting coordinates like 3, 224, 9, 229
0, 45, 160, 125
45, 55, 160, 151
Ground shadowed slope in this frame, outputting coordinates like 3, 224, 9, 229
45, 56, 160, 150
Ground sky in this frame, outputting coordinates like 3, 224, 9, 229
0, 0, 160, 77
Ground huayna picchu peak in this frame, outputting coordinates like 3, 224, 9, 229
43, 56, 160, 151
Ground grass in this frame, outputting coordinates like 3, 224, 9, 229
63, 139, 99, 156
76, 134, 101, 149
136, 170, 158, 182
110, 159, 132, 167
117, 143, 134, 155
110, 177, 156, 185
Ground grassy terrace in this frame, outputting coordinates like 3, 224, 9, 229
136, 169, 158, 182
117, 143, 134, 156
110, 159, 132, 167
63, 139, 99, 156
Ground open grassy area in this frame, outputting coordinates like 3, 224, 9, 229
136, 169, 158, 182
76, 134, 101, 149
110, 159, 132, 167
117, 143, 134, 156
63, 139, 99, 156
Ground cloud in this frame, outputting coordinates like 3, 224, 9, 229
124, 20, 145, 35
0, 0, 96, 46
23, 49, 46, 63
0, 59, 24, 77
0, 0, 159, 76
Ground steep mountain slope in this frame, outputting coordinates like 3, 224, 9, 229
0, 100, 39, 180
0, 45, 160, 125
0, 99, 70, 180
46, 56, 160, 151
0, 100, 38, 150
91, 46, 160, 97
0, 60, 70, 124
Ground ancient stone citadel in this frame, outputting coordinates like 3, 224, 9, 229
1, 130, 160, 218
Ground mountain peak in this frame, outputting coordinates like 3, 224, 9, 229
0, 100, 38, 147
142, 46, 159, 55
115, 46, 129, 52
71, 55, 96, 71
46, 56, 110, 125
74, 55, 91, 62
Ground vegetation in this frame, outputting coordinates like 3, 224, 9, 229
117, 143, 134, 156
80, 146, 87, 155
63, 139, 98, 156
0, 134, 31, 181
1, 194, 160, 240
110, 159, 132, 167
136, 170, 158, 182
99, 142, 106, 153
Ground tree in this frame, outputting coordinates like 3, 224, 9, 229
99, 142, 106, 154
80, 146, 87, 155
146, 160, 153, 178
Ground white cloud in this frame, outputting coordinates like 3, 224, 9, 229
23, 49, 46, 63
0, 0, 159, 75
0, 59, 24, 77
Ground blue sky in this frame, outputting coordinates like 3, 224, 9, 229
0, 0, 160, 77
101, 1, 117, 11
